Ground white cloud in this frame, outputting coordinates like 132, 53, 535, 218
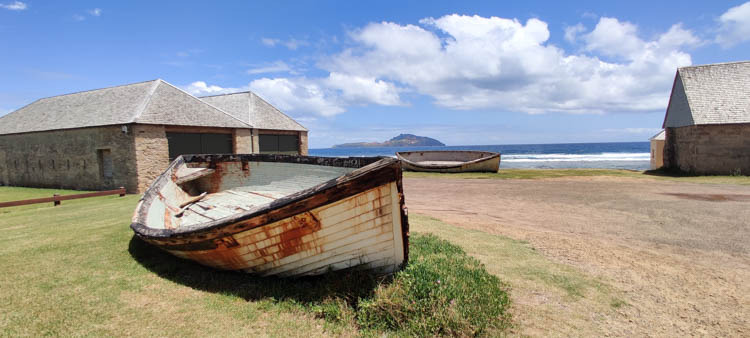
324, 73, 403, 106
564, 23, 585, 43
88, 8, 102, 16
249, 78, 345, 117
247, 61, 293, 74
313, 14, 697, 114
261, 38, 279, 47
0, 1, 26, 10
73, 14, 85, 21
716, 1, 750, 48
260, 37, 309, 50
184, 81, 243, 96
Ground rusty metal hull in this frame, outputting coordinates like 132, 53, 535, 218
396, 150, 500, 173
131, 154, 409, 277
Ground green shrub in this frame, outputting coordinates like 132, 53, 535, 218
356, 234, 512, 336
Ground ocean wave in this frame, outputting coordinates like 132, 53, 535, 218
502, 152, 649, 162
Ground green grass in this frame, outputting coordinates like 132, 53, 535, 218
355, 234, 511, 336
0, 187, 512, 336
404, 168, 750, 185
409, 214, 628, 336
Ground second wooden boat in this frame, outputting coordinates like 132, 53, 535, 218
131, 154, 409, 277
396, 150, 500, 173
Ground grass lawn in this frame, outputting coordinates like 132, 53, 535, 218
404, 168, 750, 185
0, 186, 617, 336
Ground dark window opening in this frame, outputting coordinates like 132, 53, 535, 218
14, 160, 18, 169
97, 149, 113, 179
51, 160, 55, 170
166, 132, 233, 160
259, 134, 299, 155
67, 160, 70, 170
38, 160, 42, 170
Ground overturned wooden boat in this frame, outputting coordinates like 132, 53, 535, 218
131, 154, 409, 277
396, 150, 500, 173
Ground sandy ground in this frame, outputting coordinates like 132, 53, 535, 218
403, 176, 750, 336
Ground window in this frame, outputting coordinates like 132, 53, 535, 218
259, 134, 299, 155
166, 132, 233, 160
97, 149, 113, 179
51, 159, 55, 170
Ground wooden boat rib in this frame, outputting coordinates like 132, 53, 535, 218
131, 154, 409, 277
396, 150, 500, 173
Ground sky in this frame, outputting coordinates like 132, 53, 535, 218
1, 1, 749, 148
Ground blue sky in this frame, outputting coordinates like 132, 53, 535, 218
1, 1, 749, 148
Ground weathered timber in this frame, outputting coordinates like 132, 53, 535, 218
130, 154, 409, 277
0, 187, 126, 208
396, 150, 500, 173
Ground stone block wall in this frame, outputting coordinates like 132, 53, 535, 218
0, 126, 138, 191
235, 129, 252, 154
299, 131, 309, 155
663, 124, 750, 175
132, 124, 170, 193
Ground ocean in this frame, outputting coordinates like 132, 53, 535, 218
309, 142, 651, 170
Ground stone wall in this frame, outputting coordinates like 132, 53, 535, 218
132, 124, 170, 193
299, 131, 309, 155
663, 124, 750, 175
650, 139, 665, 170
0, 125, 138, 191
235, 129, 252, 154
0, 124, 270, 193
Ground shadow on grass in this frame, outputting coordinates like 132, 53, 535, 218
127, 235, 385, 305
642, 168, 696, 177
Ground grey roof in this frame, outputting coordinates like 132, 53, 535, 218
200, 92, 307, 132
664, 60, 750, 128
0, 79, 251, 135
649, 130, 665, 141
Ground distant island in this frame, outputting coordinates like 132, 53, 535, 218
333, 134, 445, 148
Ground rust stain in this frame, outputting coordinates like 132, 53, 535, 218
277, 212, 321, 259
663, 193, 750, 202
184, 235, 243, 270
164, 209, 175, 230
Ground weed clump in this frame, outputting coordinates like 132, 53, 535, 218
319, 234, 512, 336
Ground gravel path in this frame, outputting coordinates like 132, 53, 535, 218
404, 176, 750, 336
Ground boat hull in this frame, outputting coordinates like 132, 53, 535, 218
396, 151, 500, 173
131, 154, 409, 277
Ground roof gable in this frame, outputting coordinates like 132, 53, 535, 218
0, 79, 250, 135
663, 72, 694, 128
664, 61, 750, 127
135, 81, 250, 128
200, 92, 307, 131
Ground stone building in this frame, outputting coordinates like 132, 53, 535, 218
662, 61, 750, 175
200, 91, 308, 155
649, 130, 665, 170
0, 79, 308, 193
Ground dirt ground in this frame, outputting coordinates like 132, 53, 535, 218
403, 176, 750, 336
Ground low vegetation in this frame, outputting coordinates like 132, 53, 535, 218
0, 187, 512, 336
404, 168, 750, 185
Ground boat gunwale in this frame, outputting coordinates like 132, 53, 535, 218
130, 154, 401, 242
395, 150, 500, 169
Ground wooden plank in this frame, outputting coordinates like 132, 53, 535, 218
389, 182, 405, 267
273, 239, 395, 277
0, 187, 126, 208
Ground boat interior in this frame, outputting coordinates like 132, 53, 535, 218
144, 160, 356, 230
